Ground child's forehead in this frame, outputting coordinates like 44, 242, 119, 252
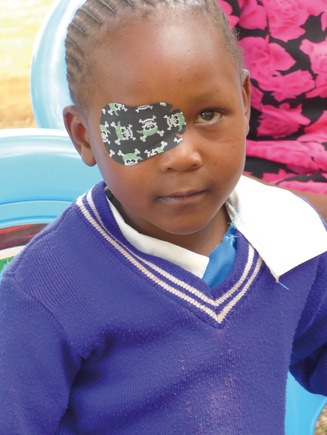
95, 11, 227, 69
86, 13, 239, 111
68, 1, 241, 111
97, 5, 221, 47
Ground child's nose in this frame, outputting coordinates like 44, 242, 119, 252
158, 135, 203, 172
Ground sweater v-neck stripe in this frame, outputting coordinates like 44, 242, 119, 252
76, 190, 262, 325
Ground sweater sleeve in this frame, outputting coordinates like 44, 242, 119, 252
0, 272, 81, 434
289, 253, 327, 396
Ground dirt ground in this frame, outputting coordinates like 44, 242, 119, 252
1, 0, 327, 433
0, 0, 53, 129
0, 76, 36, 128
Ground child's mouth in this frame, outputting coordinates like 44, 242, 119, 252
158, 190, 206, 204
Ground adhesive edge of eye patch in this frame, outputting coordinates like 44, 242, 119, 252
100, 102, 186, 166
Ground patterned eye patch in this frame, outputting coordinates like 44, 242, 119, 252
100, 102, 186, 166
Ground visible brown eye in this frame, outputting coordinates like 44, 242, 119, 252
195, 110, 223, 125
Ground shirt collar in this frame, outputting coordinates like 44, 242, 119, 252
107, 176, 327, 281
108, 200, 209, 278
226, 176, 327, 280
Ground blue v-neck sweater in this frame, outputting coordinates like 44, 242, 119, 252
1, 181, 327, 434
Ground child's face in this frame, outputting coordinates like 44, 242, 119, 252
65, 11, 251, 251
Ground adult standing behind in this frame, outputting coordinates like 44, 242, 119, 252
218, 0, 327, 218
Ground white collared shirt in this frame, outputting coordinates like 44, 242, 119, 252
108, 176, 327, 281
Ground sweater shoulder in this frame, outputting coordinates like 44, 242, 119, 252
1, 184, 128, 355
2, 183, 122, 308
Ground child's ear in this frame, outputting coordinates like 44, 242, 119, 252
241, 69, 251, 135
63, 105, 96, 167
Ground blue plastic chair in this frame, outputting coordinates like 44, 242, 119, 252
286, 373, 327, 434
31, 0, 84, 130
0, 128, 101, 278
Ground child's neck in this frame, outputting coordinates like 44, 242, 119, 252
111, 194, 230, 256
158, 206, 230, 256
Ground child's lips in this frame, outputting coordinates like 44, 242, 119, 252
158, 189, 206, 204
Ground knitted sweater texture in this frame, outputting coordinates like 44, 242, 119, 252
1, 181, 327, 434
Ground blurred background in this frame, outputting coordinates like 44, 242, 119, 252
0, 0, 52, 129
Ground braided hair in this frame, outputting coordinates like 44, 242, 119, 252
65, 0, 242, 110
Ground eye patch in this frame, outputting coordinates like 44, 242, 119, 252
100, 102, 186, 166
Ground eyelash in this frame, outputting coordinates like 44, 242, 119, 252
194, 109, 224, 126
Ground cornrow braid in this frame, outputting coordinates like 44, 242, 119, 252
94, 0, 116, 14
65, 0, 242, 110
79, 5, 103, 24
66, 0, 129, 108
121, 0, 135, 8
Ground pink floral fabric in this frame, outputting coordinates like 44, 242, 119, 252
218, 0, 327, 193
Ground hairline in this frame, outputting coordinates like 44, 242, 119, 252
66, 1, 243, 111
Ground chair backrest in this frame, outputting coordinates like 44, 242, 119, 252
30, 0, 84, 130
285, 373, 327, 434
0, 128, 101, 278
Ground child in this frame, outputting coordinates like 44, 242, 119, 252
1, 0, 327, 433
